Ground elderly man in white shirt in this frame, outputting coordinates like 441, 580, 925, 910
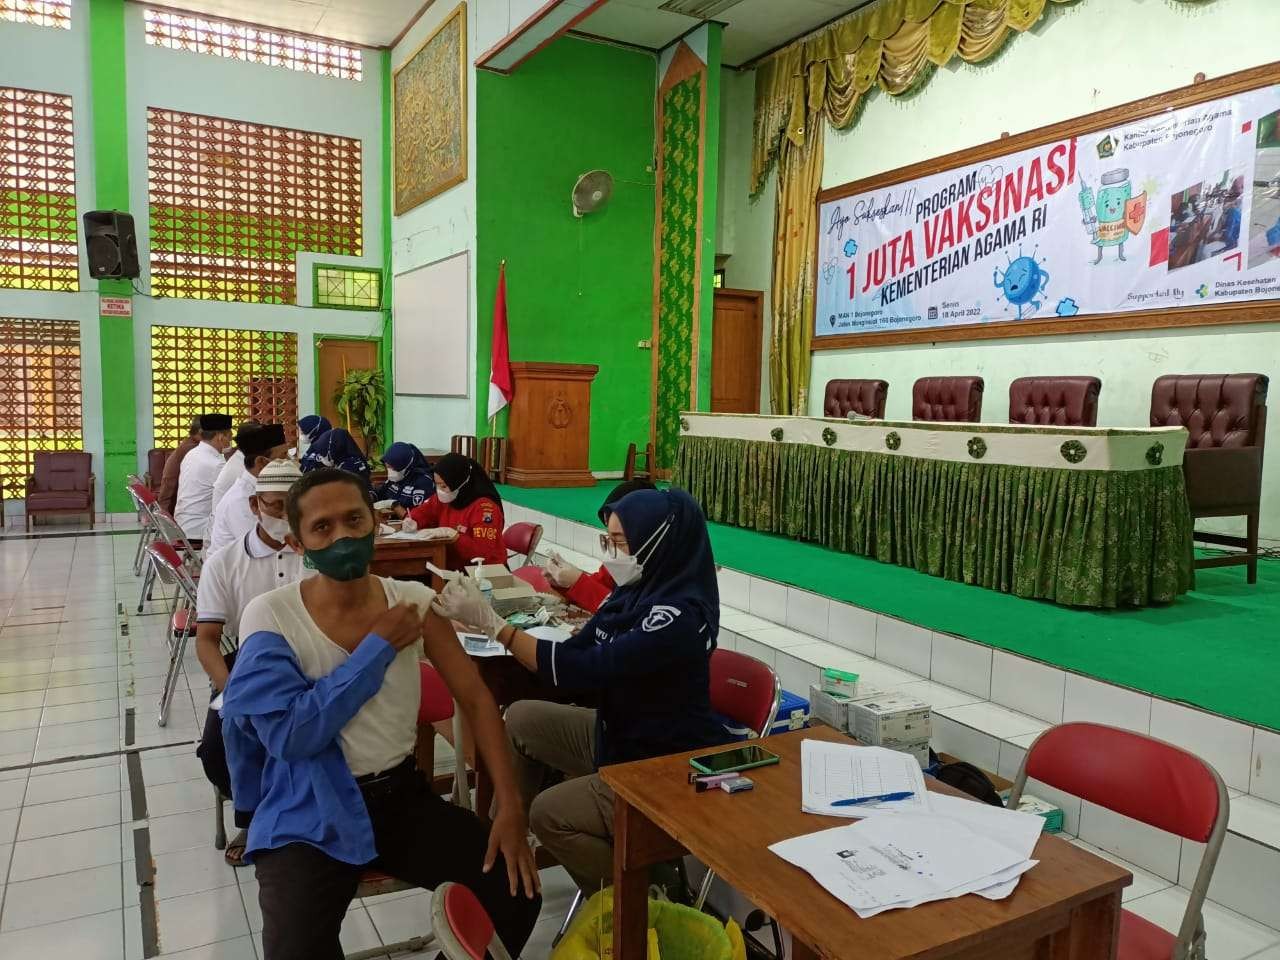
195, 457, 306, 867
206, 424, 290, 557
211, 419, 260, 512
174, 413, 234, 546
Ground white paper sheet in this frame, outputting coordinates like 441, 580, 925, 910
385, 528, 452, 542
771, 814, 1029, 918
459, 633, 508, 657
801, 740, 931, 817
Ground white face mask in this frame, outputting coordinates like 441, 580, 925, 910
601, 519, 670, 589
603, 555, 642, 587
386, 467, 406, 483
297, 438, 310, 457
436, 487, 456, 504
257, 512, 292, 542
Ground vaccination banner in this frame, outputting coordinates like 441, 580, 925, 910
814, 81, 1280, 340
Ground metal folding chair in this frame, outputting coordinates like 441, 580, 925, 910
126, 479, 160, 577
432, 882, 514, 960
145, 541, 198, 727
1009, 723, 1229, 960
138, 509, 201, 615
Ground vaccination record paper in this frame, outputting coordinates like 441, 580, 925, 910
801, 741, 931, 817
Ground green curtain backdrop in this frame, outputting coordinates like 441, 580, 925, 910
654, 74, 703, 470
674, 435, 1194, 608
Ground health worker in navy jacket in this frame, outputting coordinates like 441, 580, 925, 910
372, 442, 435, 509
434, 487, 727, 893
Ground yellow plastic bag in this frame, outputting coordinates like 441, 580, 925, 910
552, 888, 746, 960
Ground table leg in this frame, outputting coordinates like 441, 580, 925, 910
1047, 889, 1123, 960
612, 795, 686, 960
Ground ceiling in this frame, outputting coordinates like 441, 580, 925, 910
577, 0, 878, 67
149, 0, 878, 64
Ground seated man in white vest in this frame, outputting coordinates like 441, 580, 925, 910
205, 423, 290, 557
174, 412, 234, 548
195, 458, 305, 867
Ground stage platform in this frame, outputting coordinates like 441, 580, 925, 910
500, 481, 1280, 933
498, 481, 1279, 732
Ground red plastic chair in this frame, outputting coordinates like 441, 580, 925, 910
511, 564, 552, 594
431, 882, 513, 960
1008, 723, 1229, 960
686, 648, 781, 910
145, 541, 199, 728
502, 522, 543, 569
710, 647, 782, 741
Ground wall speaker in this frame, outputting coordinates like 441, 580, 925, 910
83, 210, 139, 280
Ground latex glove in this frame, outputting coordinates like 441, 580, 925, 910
546, 551, 583, 589
432, 576, 507, 640
401, 516, 419, 533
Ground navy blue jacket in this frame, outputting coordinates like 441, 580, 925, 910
535, 598, 726, 767
372, 467, 435, 509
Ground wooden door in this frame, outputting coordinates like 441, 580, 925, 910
710, 288, 763, 413
316, 337, 379, 448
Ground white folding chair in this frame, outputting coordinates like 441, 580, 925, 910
138, 509, 201, 615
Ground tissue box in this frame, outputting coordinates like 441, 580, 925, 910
848, 693, 932, 744
1000, 791, 1064, 833
767, 690, 810, 735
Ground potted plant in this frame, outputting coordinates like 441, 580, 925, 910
334, 367, 387, 457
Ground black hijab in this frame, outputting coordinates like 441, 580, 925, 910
432, 453, 502, 510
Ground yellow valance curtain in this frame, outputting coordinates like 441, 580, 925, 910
755, 0, 1214, 414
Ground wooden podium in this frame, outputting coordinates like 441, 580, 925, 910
505, 362, 599, 487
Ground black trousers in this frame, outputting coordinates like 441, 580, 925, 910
196, 651, 236, 803
254, 766, 542, 960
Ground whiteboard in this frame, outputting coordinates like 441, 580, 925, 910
393, 251, 469, 397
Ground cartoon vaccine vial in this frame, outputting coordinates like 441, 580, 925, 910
1092, 168, 1138, 263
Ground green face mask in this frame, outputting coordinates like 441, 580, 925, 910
303, 530, 376, 582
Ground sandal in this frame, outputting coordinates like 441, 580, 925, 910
224, 829, 249, 868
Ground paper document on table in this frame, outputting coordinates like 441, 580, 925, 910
386, 528, 452, 541
801, 740, 931, 817
770, 813, 1032, 918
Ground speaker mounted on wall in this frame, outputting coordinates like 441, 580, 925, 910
83, 210, 140, 280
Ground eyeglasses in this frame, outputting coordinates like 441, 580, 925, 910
598, 533, 627, 558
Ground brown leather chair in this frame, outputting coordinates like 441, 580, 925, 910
1008, 376, 1102, 427
26, 451, 95, 530
824, 379, 888, 419
1150, 373, 1268, 583
146, 448, 173, 489
912, 376, 984, 423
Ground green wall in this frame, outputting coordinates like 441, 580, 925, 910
475, 36, 656, 472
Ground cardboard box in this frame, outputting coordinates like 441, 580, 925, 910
808, 684, 852, 730
881, 738, 931, 768
848, 693, 932, 744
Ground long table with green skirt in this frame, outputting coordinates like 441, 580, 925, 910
673, 413, 1194, 608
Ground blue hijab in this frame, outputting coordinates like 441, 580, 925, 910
302, 428, 370, 483
382, 441, 431, 474
598, 488, 719, 638
297, 415, 331, 442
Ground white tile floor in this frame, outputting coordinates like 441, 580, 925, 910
3, 523, 1280, 960
0, 530, 575, 959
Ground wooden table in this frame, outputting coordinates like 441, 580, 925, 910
371, 532, 457, 590
601, 726, 1131, 960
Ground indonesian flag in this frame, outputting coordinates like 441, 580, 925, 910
488, 261, 514, 420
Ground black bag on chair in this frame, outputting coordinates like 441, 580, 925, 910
934, 760, 1004, 806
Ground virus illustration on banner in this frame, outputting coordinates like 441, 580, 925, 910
993, 246, 1050, 320
1079, 168, 1147, 264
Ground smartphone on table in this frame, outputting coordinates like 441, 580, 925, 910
689, 744, 780, 776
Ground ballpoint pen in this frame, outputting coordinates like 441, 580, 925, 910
831, 790, 915, 807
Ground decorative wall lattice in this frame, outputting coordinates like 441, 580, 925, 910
0, 317, 82, 498
1, 86, 78, 292
0, 1, 70, 29
144, 9, 362, 81
150, 325, 298, 448
147, 107, 362, 304
314, 263, 381, 309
